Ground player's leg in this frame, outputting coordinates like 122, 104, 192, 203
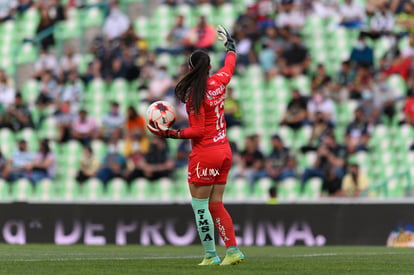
188, 183, 220, 265
208, 149, 244, 265
209, 184, 244, 265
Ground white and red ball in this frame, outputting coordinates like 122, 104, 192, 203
146, 101, 176, 131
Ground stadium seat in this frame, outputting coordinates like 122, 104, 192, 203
107, 178, 129, 200
0, 128, 16, 157
11, 178, 34, 202
81, 178, 106, 200
0, 179, 11, 200
302, 177, 322, 199
34, 178, 55, 201
277, 178, 301, 201
253, 177, 272, 201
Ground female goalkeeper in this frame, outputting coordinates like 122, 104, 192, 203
147, 25, 244, 266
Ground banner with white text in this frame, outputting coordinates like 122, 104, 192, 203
0, 203, 413, 246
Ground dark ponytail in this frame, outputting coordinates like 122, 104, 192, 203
175, 50, 210, 116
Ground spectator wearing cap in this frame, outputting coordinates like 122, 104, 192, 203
265, 135, 296, 184
71, 109, 98, 146
3, 140, 35, 182
4, 92, 34, 131
100, 101, 124, 141
280, 89, 308, 130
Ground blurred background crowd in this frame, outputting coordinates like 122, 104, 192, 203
0, 0, 414, 201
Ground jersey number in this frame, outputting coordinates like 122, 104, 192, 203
215, 101, 225, 130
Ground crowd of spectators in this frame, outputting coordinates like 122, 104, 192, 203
0, 0, 414, 199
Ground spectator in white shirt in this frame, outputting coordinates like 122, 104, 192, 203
276, 0, 305, 33
0, 69, 15, 109
59, 46, 81, 79
339, 0, 366, 29
100, 101, 124, 141
3, 139, 35, 182
103, 2, 130, 41
34, 47, 59, 78
0, 0, 17, 22
307, 90, 336, 124
60, 70, 84, 114
361, 3, 395, 40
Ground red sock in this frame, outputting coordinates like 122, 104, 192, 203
209, 201, 237, 248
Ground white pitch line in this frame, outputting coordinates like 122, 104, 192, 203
0, 251, 409, 262
0, 255, 200, 262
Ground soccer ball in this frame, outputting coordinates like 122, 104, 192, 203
146, 101, 176, 131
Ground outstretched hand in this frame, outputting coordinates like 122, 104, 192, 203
147, 122, 181, 139
217, 25, 236, 53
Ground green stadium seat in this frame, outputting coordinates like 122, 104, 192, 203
11, 178, 34, 201
22, 79, 40, 106
130, 178, 158, 201
233, 178, 250, 201
387, 74, 406, 99
38, 116, 58, 140
253, 177, 272, 201
277, 178, 301, 201
16, 128, 38, 152
0, 179, 11, 200
34, 178, 56, 201
0, 128, 16, 157
107, 178, 129, 200
81, 178, 105, 200
83, 7, 104, 28
302, 177, 322, 199
58, 179, 81, 201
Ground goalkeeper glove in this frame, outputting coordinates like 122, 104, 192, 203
147, 122, 181, 139
217, 25, 236, 53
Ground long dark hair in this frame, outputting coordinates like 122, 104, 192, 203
175, 50, 210, 116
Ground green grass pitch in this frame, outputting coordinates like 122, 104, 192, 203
1, 245, 414, 274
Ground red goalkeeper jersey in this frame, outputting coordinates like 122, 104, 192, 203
180, 51, 236, 150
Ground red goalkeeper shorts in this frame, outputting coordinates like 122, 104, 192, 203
188, 144, 232, 185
